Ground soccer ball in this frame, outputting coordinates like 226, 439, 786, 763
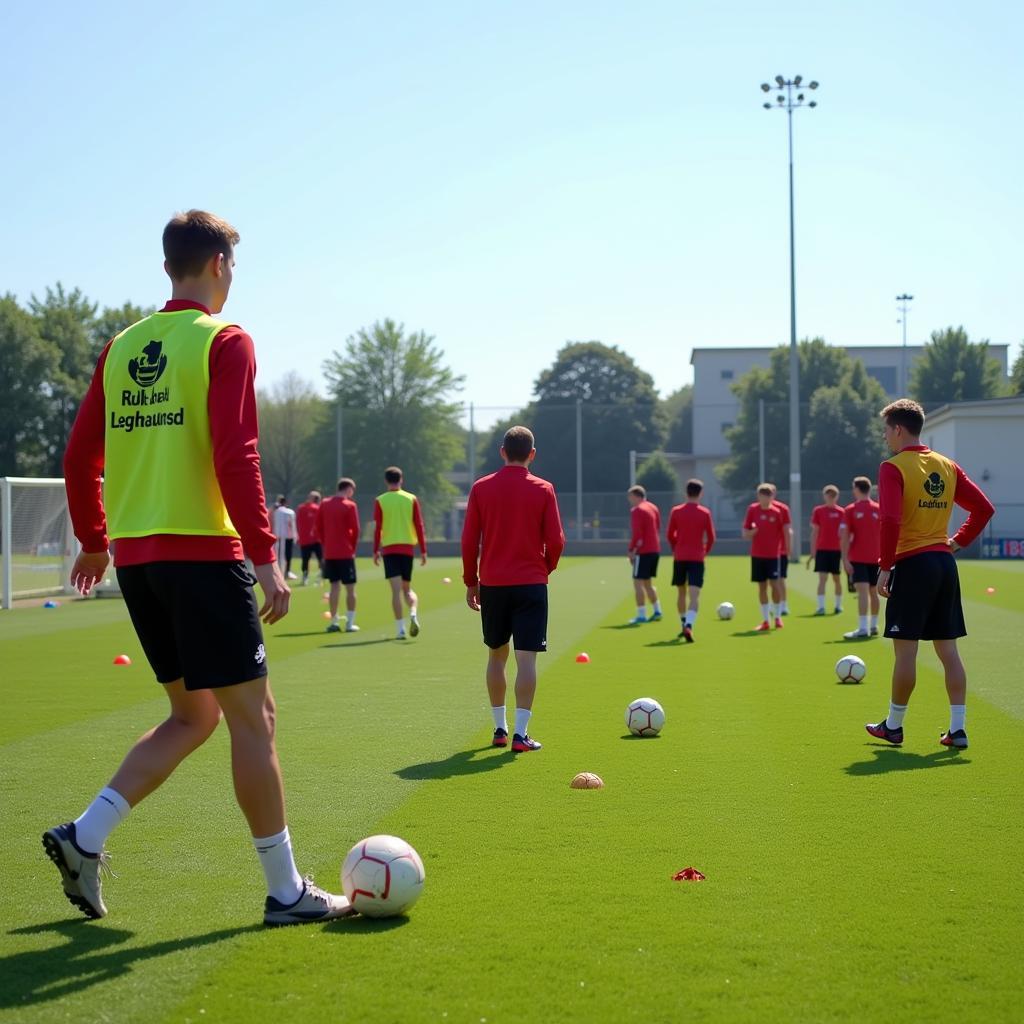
341, 834, 425, 917
717, 602, 735, 620
625, 697, 665, 737
835, 655, 867, 684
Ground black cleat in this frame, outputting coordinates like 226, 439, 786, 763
492, 727, 508, 748
865, 720, 903, 745
940, 729, 968, 749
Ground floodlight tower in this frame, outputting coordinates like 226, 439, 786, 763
896, 293, 914, 395
760, 74, 819, 556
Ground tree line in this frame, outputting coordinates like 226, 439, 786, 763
2, 285, 1020, 513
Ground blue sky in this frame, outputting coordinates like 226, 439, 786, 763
2, 0, 1020, 414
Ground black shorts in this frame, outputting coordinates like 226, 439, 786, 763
671, 560, 705, 588
480, 584, 548, 652
885, 551, 966, 642
632, 553, 660, 580
815, 550, 842, 575
779, 554, 789, 578
300, 543, 322, 564
382, 553, 414, 581
324, 558, 357, 584
116, 561, 267, 692
851, 562, 880, 586
751, 556, 780, 582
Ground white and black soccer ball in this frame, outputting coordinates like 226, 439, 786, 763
835, 655, 867, 684
341, 834, 425, 917
717, 602, 735, 620
625, 697, 666, 737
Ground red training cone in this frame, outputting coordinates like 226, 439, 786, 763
575, 652, 590, 664
672, 867, 706, 881
113, 654, 132, 666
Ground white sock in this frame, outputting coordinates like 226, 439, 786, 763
514, 707, 532, 738
685, 610, 697, 627
835, 597, 842, 611
870, 615, 878, 630
886, 702, 908, 730
816, 594, 825, 611
652, 600, 662, 614
74, 787, 130, 854
491, 706, 508, 732
330, 614, 340, 625
859, 615, 869, 631
345, 610, 355, 627
950, 705, 966, 733
760, 603, 770, 622
410, 609, 419, 623
397, 618, 406, 635
780, 601, 789, 613
636, 606, 646, 620
254, 827, 304, 905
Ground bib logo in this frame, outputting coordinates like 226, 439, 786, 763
128, 340, 168, 388
923, 473, 945, 498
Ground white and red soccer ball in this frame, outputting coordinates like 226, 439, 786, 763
341, 834, 425, 917
835, 655, 867, 684
625, 697, 665, 737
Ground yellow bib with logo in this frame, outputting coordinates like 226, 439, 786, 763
102, 309, 239, 540
377, 489, 417, 547
887, 448, 956, 556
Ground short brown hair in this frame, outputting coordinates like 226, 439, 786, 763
337, 477, 355, 492
502, 426, 535, 462
685, 478, 703, 498
628, 485, 646, 499
757, 483, 773, 496
384, 466, 403, 485
852, 476, 872, 496
823, 484, 839, 497
881, 399, 925, 436
163, 210, 240, 280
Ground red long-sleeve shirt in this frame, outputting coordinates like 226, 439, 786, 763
296, 501, 321, 546
373, 496, 427, 557
317, 497, 360, 559
666, 503, 716, 561
629, 500, 661, 555
878, 447, 994, 568
63, 300, 276, 566
461, 465, 564, 587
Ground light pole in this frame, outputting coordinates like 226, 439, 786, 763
760, 74, 818, 557
896, 293, 914, 395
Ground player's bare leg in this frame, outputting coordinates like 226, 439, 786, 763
866, 639, 917, 745
755, 580, 772, 630
327, 581, 342, 632
343, 583, 359, 631
631, 578, 647, 623
403, 581, 420, 636
770, 579, 784, 628
933, 639, 969, 747
679, 584, 701, 642
388, 576, 405, 636
832, 573, 843, 613
486, 644, 510, 746
511, 650, 541, 752
643, 580, 661, 620
846, 581, 872, 638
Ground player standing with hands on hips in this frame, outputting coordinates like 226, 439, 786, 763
48, 210, 354, 926
865, 400, 993, 749
626, 485, 663, 624
373, 467, 427, 640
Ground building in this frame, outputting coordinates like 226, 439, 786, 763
687, 344, 1010, 533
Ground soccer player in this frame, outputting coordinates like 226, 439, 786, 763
626, 485, 663, 624
318, 478, 360, 633
665, 479, 716, 643
807, 484, 844, 615
272, 496, 298, 580
373, 466, 427, 639
767, 483, 793, 614
841, 476, 882, 639
742, 484, 787, 631
462, 426, 564, 753
865, 400, 994, 750
49, 210, 352, 925
296, 490, 323, 585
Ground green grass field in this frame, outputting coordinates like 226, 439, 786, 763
2, 556, 1023, 1023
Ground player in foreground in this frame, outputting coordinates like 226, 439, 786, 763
626, 485, 663, 624
768, 483, 793, 614
743, 484, 787, 631
865, 400, 993, 749
296, 490, 323, 585
807, 485, 844, 615
461, 426, 564, 752
373, 467, 427, 639
273, 496, 298, 580
319, 478, 360, 633
665, 479, 715, 642
47, 211, 353, 926
841, 476, 881, 638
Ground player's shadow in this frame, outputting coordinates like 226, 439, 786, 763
730, 629, 774, 638
395, 745, 511, 781
324, 915, 410, 935
0, 919, 262, 1008
323, 638, 397, 649
844, 748, 969, 776
645, 639, 682, 648
619, 733, 662, 741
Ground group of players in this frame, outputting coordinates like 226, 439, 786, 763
43, 210, 995, 932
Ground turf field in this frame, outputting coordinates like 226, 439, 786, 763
2, 556, 1023, 1024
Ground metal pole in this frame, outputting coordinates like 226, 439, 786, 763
1, 478, 12, 610
758, 399, 766, 483
897, 294, 913, 395
629, 449, 637, 486
468, 403, 476, 484
575, 399, 583, 541
786, 93, 803, 558
335, 402, 343, 479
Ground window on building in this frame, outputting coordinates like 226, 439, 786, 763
720, 369, 734, 380
866, 366, 898, 393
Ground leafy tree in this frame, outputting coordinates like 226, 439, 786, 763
662, 385, 693, 453
314, 320, 465, 529
910, 326, 1005, 406
257, 373, 325, 501
0, 296, 60, 476
1009, 341, 1024, 396
636, 451, 679, 496
482, 342, 665, 493
92, 301, 155, 359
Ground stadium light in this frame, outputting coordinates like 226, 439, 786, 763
896, 294, 914, 395
758, 73, 820, 558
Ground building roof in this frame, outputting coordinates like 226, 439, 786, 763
926, 396, 1024, 422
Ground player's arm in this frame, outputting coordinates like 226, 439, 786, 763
876, 461, 904, 596
840, 512, 853, 574
807, 518, 819, 568
349, 503, 361, 553
64, 343, 112, 594
543, 486, 566, 574
412, 498, 428, 565
628, 506, 641, 559
461, 487, 482, 608
372, 500, 383, 565
666, 512, 678, 552
704, 511, 716, 556
741, 508, 757, 541
949, 464, 995, 552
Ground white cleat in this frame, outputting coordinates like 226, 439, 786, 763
263, 878, 357, 926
